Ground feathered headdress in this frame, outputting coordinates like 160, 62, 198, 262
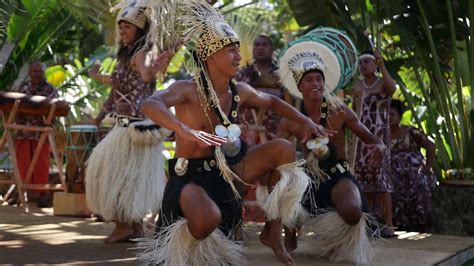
287, 51, 326, 86
116, 6, 147, 30
180, 1, 240, 62
282, 49, 344, 111
111, 0, 187, 53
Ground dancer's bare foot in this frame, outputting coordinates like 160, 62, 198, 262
131, 222, 144, 239
381, 226, 395, 238
103, 222, 133, 243
284, 227, 298, 252
260, 221, 295, 265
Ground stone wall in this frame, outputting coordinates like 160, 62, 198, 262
432, 181, 474, 236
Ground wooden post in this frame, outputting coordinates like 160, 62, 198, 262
1, 100, 28, 210
347, 94, 363, 172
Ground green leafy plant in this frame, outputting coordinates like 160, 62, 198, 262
286, 0, 473, 178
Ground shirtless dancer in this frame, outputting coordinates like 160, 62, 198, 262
277, 51, 385, 264
135, 3, 333, 265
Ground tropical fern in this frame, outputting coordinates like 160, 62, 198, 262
1, 0, 74, 90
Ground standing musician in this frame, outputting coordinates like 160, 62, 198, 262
11, 61, 59, 207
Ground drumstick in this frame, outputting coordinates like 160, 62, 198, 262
364, 30, 375, 49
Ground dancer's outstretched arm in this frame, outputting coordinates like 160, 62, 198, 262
237, 82, 336, 142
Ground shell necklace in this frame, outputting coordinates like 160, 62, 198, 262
362, 76, 381, 90
303, 97, 330, 159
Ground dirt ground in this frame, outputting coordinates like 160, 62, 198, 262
1, 204, 474, 265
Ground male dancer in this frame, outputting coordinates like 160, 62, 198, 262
277, 51, 385, 264
136, 2, 334, 265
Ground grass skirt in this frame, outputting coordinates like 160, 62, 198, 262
136, 218, 245, 265
302, 211, 379, 265
85, 122, 170, 223
255, 161, 311, 228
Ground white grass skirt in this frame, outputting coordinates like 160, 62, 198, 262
255, 160, 311, 228
85, 123, 169, 223
136, 218, 246, 265
302, 211, 379, 265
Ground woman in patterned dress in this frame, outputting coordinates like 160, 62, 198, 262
389, 100, 436, 232
86, 6, 171, 243
350, 49, 397, 237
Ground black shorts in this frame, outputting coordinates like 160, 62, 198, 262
156, 157, 242, 238
302, 160, 366, 215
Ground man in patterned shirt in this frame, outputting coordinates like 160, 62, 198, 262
13, 61, 59, 207
236, 35, 282, 145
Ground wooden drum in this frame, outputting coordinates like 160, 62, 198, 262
65, 125, 99, 193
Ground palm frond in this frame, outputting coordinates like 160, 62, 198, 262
0, 0, 18, 45
225, 5, 274, 66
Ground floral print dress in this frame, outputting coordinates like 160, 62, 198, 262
104, 63, 155, 118
354, 93, 393, 193
390, 126, 436, 230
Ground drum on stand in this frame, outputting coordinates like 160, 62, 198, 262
305, 27, 358, 89
65, 125, 98, 193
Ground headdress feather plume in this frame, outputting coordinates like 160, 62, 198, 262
179, 1, 239, 61
111, 0, 189, 53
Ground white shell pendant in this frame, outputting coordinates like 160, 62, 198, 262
307, 137, 330, 159
319, 137, 329, 145
174, 158, 189, 176
221, 137, 241, 157
203, 160, 211, 171
306, 139, 317, 150
227, 124, 241, 138
312, 144, 330, 159
215, 125, 228, 137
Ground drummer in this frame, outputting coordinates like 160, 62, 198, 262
11, 61, 59, 207
277, 51, 385, 265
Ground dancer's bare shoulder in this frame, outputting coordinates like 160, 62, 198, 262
236, 81, 279, 110
235, 81, 258, 101
347, 80, 364, 96
158, 79, 200, 107
167, 80, 196, 94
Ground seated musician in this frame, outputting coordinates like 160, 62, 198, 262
9, 61, 59, 207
